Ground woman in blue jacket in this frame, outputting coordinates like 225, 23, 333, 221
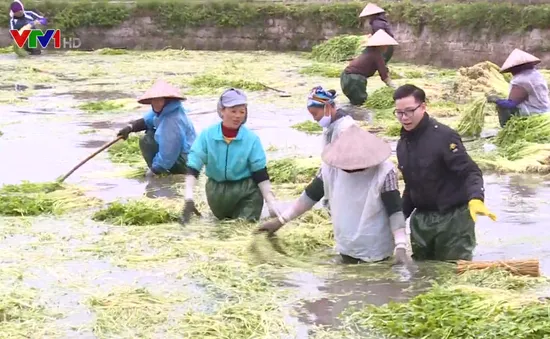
180, 88, 281, 223
117, 79, 197, 176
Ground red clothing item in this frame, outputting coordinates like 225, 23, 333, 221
222, 124, 239, 138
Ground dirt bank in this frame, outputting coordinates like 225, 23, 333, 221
1, 1, 550, 68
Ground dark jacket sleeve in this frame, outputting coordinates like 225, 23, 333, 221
442, 130, 485, 201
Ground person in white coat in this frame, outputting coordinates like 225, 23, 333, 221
257, 124, 410, 265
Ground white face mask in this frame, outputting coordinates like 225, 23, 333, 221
318, 115, 332, 128
317, 103, 332, 128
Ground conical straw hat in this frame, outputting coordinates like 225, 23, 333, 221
366, 30, 398, 47
138, 79, 185, 104
321, 124, 391, 170
359, 3, 385, 18
500, 49, 540, 72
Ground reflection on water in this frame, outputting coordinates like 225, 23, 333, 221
3, 81, 550, 335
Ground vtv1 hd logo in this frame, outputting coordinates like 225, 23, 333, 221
10, 29, 81, 49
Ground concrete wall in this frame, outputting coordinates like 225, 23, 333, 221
1, 16, 548, 68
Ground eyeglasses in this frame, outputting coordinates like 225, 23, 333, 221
394, 103, 422, 118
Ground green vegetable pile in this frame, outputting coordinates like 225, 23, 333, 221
495, 114, 550, 148
0, 181, 99, 216
290, 120, 323, 135
267, 158, 320, 184
347, 268, 550, 338
299, 63, 343, 78
108, 134, 142, 164
364, 87, 395, 109
310, 35, 364, 63
92, 199, 180, 226
456, 96, 487, 137
190, 74, 265, 93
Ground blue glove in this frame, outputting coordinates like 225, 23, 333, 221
38, 18, 48, 26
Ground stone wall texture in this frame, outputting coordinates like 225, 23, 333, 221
1, 15, 548, 69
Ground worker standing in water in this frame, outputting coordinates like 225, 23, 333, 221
257, 124, 410, 265
359, 3, 395, 64
180, 88, 282, 223
9, 1, 47, 55
487, 49, 550, 127
340, 30, 397, 106
117, 79, 197, 177
294, 86, 356, 211
394, 84, 496, 261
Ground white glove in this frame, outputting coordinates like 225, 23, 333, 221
392, 228, 407, 252
386, 79, 397, 89
390, 212, 407, 252
145, 168, 155, 177
185, 175, 197, 201
258, 180, 283, 222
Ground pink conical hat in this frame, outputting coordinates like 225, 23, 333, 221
500, 49, 540, 72
137, 79, 185, 104
359, 3, 385, 18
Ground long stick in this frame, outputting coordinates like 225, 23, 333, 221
58, 136, 123, 183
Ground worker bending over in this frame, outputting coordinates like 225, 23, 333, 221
258, 124, 409, 265
394, 84, 496, 261
180, 88, 281, 223
340, 30, 397, 106
487, 49, 550, 127
117, 79, 197, 177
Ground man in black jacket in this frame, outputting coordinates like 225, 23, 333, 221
393, 84, 497, 261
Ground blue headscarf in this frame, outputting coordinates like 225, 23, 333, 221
307, 86, 337, 108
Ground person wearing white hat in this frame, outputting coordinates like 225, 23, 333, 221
180, 88, 282, 224
257, 124, 410, 265
487, 49, 550, 127
359, 3, 395, 63
117, 79, 197, 177
340, 29, 398, 106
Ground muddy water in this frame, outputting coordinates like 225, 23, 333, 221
1, 53, 550, 337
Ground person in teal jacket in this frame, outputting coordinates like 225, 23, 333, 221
117, 79, 197, 176
180, 88, 282, 223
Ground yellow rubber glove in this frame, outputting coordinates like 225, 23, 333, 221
468, 199, 497, 222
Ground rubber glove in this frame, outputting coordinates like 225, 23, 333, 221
256, 218, 284, 235
180, 175, 201, 224
468, 199, 497, 222
38, 18, 48, 26
117, 124, 133, 140
145, 168, 155, 178
385, 78, 397, 89
258, 180, 283, 223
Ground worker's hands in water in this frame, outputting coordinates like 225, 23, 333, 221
486, 95, 500, 103
393, 248, 410, 266
468, 199, 497, 222
117, 125, 133, 140
256, 218, 284, 235
180, 200, 201, 224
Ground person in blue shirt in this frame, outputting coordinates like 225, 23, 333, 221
116, 79, 197, 177
180, 88, 282, 223
9, 1, 47, 55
